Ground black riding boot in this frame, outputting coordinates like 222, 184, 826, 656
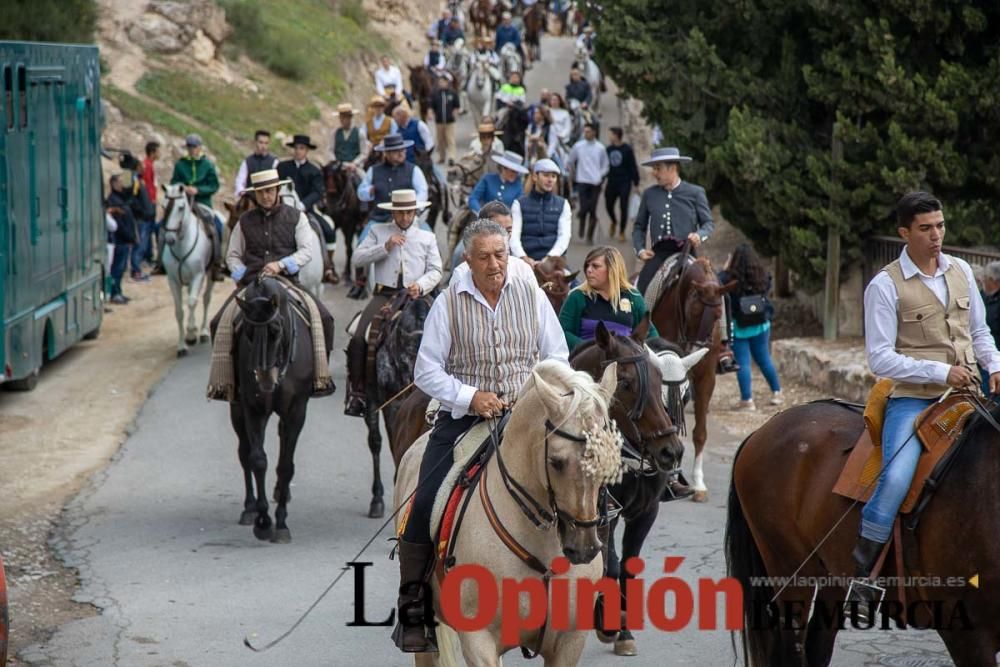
343, 337, 367, 417
845, 536, 886, 624
392, 540, 437, 653
717, 344, 739, 374
347, 267, 369, 300
660, 470, 696, 502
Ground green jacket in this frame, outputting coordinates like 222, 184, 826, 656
559, 288, 659, 351
170, 155, 220, 207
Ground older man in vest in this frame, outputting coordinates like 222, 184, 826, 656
393, 218, 568, 653
850, 191, 1000, 620
392, 104, 435, 165
344, 189, 442, 416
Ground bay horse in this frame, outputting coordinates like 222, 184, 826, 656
533, 255, 578, 313
650, 254, 736, 502
408, 65, 435, 122
523, 2, 545, 62
321, 161, 366, 281
394, 360, 621, 665
414, 149, 449, 230
160, 183, 214, 357
468, 0, 500, 37
362, 293, 436, 518
726, 399, 1000, 665
222, 275, 322, 543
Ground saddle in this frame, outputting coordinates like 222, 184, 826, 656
364, 291, 412, 386
833, 382, 977, 516
642, 251, 693, 315
194, 203, 222, 266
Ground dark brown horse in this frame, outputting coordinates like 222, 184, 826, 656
523, 2, 545, 62
649, 255, 736, 502
321, 161, 366, 281
533, 255, 578, 313
469, 0, 501, 36
408, 65, 434, 122
726, 400, 1000, 665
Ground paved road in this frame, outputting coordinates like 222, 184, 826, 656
25, 34, 954, 667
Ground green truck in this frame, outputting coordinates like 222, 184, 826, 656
1, 42, 105, 390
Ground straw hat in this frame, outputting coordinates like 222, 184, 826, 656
369, 95, 387, 107
336, 103, 358, 115
244, 169, 291, 192
377, 189, 431, 211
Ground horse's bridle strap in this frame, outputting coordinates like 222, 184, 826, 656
479, 464, 548, 576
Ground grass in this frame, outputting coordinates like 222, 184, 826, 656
103, 85, 242, 176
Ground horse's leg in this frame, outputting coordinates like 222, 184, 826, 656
803, 588, 841, 667
272, 398, 307, 544
595, 515, 620, 644
690, 358, 716, 502
199, 267, 214, 343
937, 628, 998, 667
168, 275, 188, 357
614, 505, 659, 656
231, 402, 257, 525
242, 408, 274, 541
456, 630, 501, 667
365, 405, 386, 518
185, 271, 204, 346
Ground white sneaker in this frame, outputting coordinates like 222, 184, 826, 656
734, 399, 756, 412
770, 391, 784, 406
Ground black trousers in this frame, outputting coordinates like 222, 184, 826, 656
604, 181, 630, 233
402, 413, 479, 544
577, 183, 602, 240
635, 238, 690, 296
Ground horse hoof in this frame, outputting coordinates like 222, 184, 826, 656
238, 510, 256, 526
614, 637, 637, 656
595, 629, 616, 644
199, 334, 210, 344
368, 500, 385, 519
253, 523, 274, 542
691, 490, 709, 503
176, 348, 188, 358
271, 528, 291, 544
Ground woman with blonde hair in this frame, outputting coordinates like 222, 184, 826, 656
559, 245, 659, 351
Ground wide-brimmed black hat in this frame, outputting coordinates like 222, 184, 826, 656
286, 134, 317, 149
373, 133, 414, 152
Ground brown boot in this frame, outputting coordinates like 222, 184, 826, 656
392, 540, 437, 653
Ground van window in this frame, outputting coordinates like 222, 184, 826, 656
3, 66, 11, 131
16, 65, 26, 129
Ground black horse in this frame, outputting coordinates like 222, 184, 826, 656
496, 102, 531, 157
362, 292, 435, 518
322, 161, 367, 281
226, 277, 324, 543
414, 149, 449, 231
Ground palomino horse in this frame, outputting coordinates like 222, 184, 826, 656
160, 183, 214, 357
222, 276, 321, 543
650, 255, 736, 502
362, 293, 436, 518
408, 65, 435, 122
466, 55, 494, 119
569, 321, 686, 657
522, 2, 545, 62
727, 399, 1000, 665
322, 161, 366, 281
394, 360, 621, 666
572, 46, 603, 112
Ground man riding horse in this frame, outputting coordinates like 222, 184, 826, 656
278, 134, 337, 283
170, 133, 224, 279
632, 147, 737, 374
330, 102, 368, 179
207, 169, 336, 401
395, 218, 568, 653
364, 95, 398, 162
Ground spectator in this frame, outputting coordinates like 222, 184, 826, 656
525, 104, 552, 163
105, 174, 137, 304
719, 243, 782, 410
430, 73, 461, 164
981, 261, 1000, 392
565, 67, 591, 107
566, 122, 608, 243
605, 126, 640, 242
141, 141, 159, 206
374, 55, 404, 98
120, 154, 155, 282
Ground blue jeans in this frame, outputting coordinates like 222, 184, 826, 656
860, 396, 934, 542
130, 220, 155, 273
110, 242, 131, 296
732, 329, 781, 401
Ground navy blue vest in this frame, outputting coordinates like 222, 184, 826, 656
369, 161, 416, 222
517, 190, 565, 261
400, 119, 426, 163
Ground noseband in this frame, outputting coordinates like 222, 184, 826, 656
599, 353, 678, 466
241, 285, 296, 389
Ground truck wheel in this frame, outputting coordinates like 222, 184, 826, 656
4, 367, 39, 391
83, 325, 100, 340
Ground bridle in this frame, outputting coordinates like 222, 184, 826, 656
162, 189, 202, 270
665, 243, 724, 351
240, 280, 296, 390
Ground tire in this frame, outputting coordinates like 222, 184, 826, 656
83, 325, 100, 341
4, 367, 39, 392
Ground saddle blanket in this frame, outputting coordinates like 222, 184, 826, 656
642, 253, 689, 312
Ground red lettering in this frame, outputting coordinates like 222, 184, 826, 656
624, 557, 645, 630
440, 564, 498, 632
575, 578, 621, 631
500, 577, 549, 645
549, 558, 571, 631
647, 557, 693, 632
697, 577, 743, 630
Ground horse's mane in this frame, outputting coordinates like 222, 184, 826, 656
646, 337, 684, 356
524, 359, 611, 423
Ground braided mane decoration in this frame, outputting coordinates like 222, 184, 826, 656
581, 419, 625, 485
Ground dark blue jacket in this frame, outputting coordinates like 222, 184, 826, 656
399, 119, 427, 163
495, 24, 521, 52
517, 190, 565, 261
469, 173, 523, 213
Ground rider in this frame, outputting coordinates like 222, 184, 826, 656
233, 129, 279, 200
395, 217, 568, 653
510, 158, 572, 265
424, 39, 447, 76
375, 55, 404, 98
331, 103, 368, 182
632, 147, 737, 374
170, 134, 223, 278
565, 66, 592, 107
392, 104, 435, 164
467, 150, 527, 214
850, 191, 1000, 619
344, 189, 443, 417
496, 70, 527, 109
357, 133, 429, 223
494, 11, 527, 70
365, 95, 398, 158
207, 168, 336, 401
278, 134, 336, 281
575, 24, 596, 56
440, 16, 465, 47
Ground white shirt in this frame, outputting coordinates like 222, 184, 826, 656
509, 196, 573, 259
351, 220, 443, 294
864, 248, 1000, 385
233, 155, 279, 199
414, 270, 569, 417
567, 138, 609, 185
374, 65, 404, 97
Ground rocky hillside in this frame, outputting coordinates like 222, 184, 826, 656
99, 0, 441, 203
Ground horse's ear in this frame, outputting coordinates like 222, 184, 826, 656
595, 321, 611, 348
565, 270, 579, 283
531, 371, 564, 421
161, 183, 168, 194
224, 201, 234, 213
631, 313, 650, 342
681, 347, 711, 371
598, 361, 618, 401
721, 279, 739, 295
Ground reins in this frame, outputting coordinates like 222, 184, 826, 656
162, 191, 203, 275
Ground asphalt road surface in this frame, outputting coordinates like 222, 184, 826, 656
24, 35, 955, 667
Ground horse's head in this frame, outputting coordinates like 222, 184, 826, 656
679, 257, 737, 348
384, 294, 435, 384
225, 193, 256, 231
279, 182, 302, 210
235, 277, 291, 395
646, 338, 709, 433
534, 256, 578, 313
523, 360, 620, 564
161, 183, 193, 246
570, 320, 684, 473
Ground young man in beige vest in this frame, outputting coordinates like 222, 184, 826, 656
853, 191, 1000, 616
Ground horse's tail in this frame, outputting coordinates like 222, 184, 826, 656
433, 622, 463, 667
724, 438, 780, 667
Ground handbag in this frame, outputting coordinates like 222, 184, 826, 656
734, 293, 769, 326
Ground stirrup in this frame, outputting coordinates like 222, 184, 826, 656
845, 578, 886, 622
391, 620, 439, 653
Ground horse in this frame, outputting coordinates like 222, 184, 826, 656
496, 101, 531, 158
649, 255, 736, 502
569, 320, 686, 657
224, 276, 318, 543
468, 0, 499, 37
533, 255, 578, 314
362, 293, 435, 518
523, 2, 545, 62
726, 399, 1000, 666
160, 183, 215, 357
322, 161, 366, 281
414, 149, 449, 231
499, 41, 522, 81
408, 65, 435, 122
466, 55, 495, 119
572, 45, 603, 112
394, 360, 622, 665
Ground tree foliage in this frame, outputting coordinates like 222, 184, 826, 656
593, 1, 1000, 288
0, 0, 97, 44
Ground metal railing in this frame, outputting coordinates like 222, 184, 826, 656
863, 235, 1000, 285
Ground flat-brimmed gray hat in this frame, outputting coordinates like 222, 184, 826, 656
377, 189, 431, 211
492, 150, 529, 174
374, 133, 414, 152
184, 133, 203, 147
642, 147, 692, 166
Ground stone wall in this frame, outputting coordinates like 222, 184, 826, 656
771, 337, 874, 403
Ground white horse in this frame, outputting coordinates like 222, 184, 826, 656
573, 45, 602, 112
160, 183, 215, 357
446, 39, 472, 110
499, 41, 522, 81
466, 55, 495, 119
277, 182, 325, 301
